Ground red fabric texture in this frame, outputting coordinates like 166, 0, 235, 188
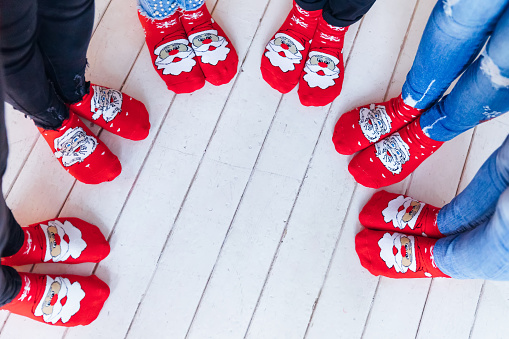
180, 4, 238, 86
38, 111, 122, 185
2, 273, 109, 327
348, 118, 443, 188
333, 94, 422, 155
2, 218, 110, 266
138, 10, 206, 93
355, 229, 450, 278
70, 84, 150, 141
298, 17, 347, 106
359, 190, 443, 238
260, 1, 321, 93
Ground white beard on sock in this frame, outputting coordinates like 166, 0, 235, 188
154, 41, 197, 76
264, 33, 304, 72
191, 34, 230, 65
34, 276, 86, 324
54, 127, 97, 167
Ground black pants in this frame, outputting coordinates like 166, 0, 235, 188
0, 67, 26, 307
0, 0, 95, 306
0, 0, 95, 130
296, 0, 377, 27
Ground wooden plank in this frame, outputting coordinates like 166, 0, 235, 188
187, 3, 364, 335
185, 170, 301, 339
2, 105, 39, 197
243, 0, 419, 337
68, 0, 272, 337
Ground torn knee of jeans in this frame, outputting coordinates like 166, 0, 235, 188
481, 52, 509, 89
443, 0, 460, 17
70, 73, 90, 104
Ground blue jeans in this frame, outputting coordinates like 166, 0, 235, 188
138, 0, 206, 19
401, 0, 509, 141
434, 135, 509, 279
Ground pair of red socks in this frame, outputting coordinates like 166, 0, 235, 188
332, 94, 443, 188
1, 218, 110, 326
261, 1, 347, 106
39, 84, 150, 185
138, 3, 238, 93
356, 190, 450, 278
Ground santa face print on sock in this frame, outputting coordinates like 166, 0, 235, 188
188, 29, 230, 66
34, 276, 86, 325
374, 133, 410, 175
359, 104, 393, 143
382, 195, 425, 231
378, 232, 417, 274
41, 220, 87, 263
90, 86, 123, 123
54, 127, 97, 167
302, 51, 340, 89
154, 38, 197, 76
265, 33, 305, 73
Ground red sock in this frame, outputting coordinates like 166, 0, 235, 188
70, 84, 150, 141
180, 4, 239, 86
348, 118, 443, 189
138, 10, 205, 93
260, 1, 321, 93
355, 229, 450, 278
38, 111, 122, 185
2, 273, 109, 326
2, 218, 110, 266
333, 94, 423, 155
359, 190, 443, 238
298, 17, 347, 107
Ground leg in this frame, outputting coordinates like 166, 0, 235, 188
322, 0, 376, 27
434, 187, 509, 280
438, 134, 509, 235
347, 6, 509, 189
37, 0, 95, 103
0, 60, 25, 307
138, 0, 180, 19
137, 0, 206, 93
419, 5, 509, 141
402, 0, 508, 110
0, 0, 68, 130
297, 0, 375, 106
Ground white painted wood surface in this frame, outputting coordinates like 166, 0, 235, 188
1, 0, 508, 338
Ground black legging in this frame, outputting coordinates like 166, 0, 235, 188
296, 0, 377, 27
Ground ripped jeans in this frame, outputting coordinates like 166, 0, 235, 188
0, 0, 94, 130
434, 135, 509, 279
400, 0, 509, 141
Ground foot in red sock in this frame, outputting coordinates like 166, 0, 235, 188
355, 229, 450, 278
359, 190, 443, 238
261, 1, 321, 93
2, 218, 110, 267
298, 17, 347, 107
138, 10, 205, 93
333, 94, 423, 155
38, 111, 122, 185
180, 4, 239, 86
348, 118, 443, 189
70, 83, 150, 141
2, 273, 109, 326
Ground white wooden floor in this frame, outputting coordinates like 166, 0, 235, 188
2, 0, 509, 338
